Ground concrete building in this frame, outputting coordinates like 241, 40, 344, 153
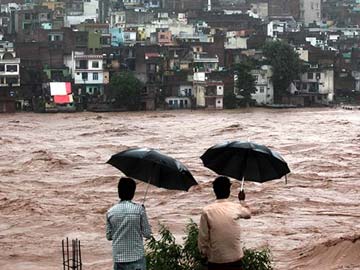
0, 41, 20, 113
299, 0, 321, 25
70, 52, 107, 96
193, 52, 219, 73
268, 0, 300, 19
267, 16, 299, 38
250, 65, 274, 105
0, 41, 20, 89
225, 31, 248, 49
165, 83, 192, 109
290, 65, 335, 105
64, 0, 99, 27
193, 79, 224, 109
14, 6, 53, 38
250, 2, 268, 19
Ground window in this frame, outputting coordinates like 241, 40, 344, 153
259, 86, 265, 93
0, 64, 4, 72
0, 77, 4, 84
92, 61, 99, 68
6, 65, 18, 72
77, 60, 88, 69
316, 73, 321, 80
24, 13, 31, 20
308, 72, 314, 79
93, 73, 98, 80
81, 72, 88, 80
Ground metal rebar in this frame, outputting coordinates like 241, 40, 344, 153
75, 239, 78, 269
78, 240, 82, 270
62, 239, 66, 270
72, 239, 76, 269
66, 237, 70, 270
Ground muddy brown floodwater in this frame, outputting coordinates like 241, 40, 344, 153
0, 108, 359, 270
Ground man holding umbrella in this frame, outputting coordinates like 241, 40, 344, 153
198, 176, 251, 270
106, 177, 152, 270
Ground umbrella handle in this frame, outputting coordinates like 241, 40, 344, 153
143, 182, 151, 205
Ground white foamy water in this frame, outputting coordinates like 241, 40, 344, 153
0, 108, 359, 270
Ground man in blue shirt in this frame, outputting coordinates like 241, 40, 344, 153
106, 177, 152, 270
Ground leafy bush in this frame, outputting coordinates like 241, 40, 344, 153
145, 220, 273, 270
242, 248, 273, 270
145, 224, 184, 270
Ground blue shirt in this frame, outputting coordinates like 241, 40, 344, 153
106, 200, 152, 263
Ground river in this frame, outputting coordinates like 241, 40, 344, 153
0, 108, 359, 270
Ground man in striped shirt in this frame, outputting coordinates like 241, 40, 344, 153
106, 177, 152, 270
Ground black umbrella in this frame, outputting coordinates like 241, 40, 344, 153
200, 141, 290, 190
107, 147, 198, 202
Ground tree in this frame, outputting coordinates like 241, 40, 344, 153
263, 41, 305, 103
223, 89, 237, 109
108, 72, 144, 110
234, 62, 257, 107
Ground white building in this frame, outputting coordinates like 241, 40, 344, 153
267, 17, 299, 38
299, 0, 321, 26
165, 84, 193, 109
193, 80, 223, 109
225, 31, 248, 49
69, 52, 107, 96
251, 65, 274, 105
0, 41, 20, 89
193, 52, 219, 73
65, 0, 98, 27
291, 66, 335, 105
250, 2, 268, 19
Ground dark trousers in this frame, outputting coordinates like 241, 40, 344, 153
207, 259, 244, 270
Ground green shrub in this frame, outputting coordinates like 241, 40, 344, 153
242, 248, 273, 270
145, 224, 184, 270
145, 220, 273, 270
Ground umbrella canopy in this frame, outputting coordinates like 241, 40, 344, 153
107, 147, 198, 191
200, 141, 290, 183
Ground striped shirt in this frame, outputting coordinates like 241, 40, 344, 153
106, 200, 152, 263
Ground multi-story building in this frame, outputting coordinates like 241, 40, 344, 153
0, 41, 20, 89
268, 0, 300, 19
193, 52, 219, 73
267, 16, 299, 38
299, 0, 321, 25
193, 79, 224, 109
64, 0, 98, 27
0, 41, 20, 113
251, 65, 274, 105
290, 65, 334, 105
71, 52, 107, 96
14, 6, 53, 38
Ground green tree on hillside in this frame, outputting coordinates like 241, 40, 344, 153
263, 41, 305, 103
234, 62, 257, 107
108, 72, 144, 110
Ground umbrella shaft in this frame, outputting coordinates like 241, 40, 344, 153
143, 182, 151, 204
